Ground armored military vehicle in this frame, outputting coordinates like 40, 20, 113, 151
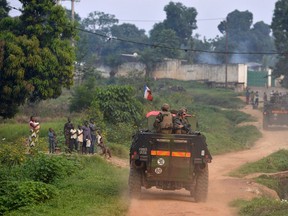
263, 93, 288, 129
128, 111, 212, 202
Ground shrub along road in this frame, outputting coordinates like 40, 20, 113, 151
125, 102, 288, 216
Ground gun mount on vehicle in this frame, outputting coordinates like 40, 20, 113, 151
128, 111, 212, 202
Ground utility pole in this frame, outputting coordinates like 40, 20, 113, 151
225, 21, 228, 88
71, 0, 75, 22
60, 0, 79, 21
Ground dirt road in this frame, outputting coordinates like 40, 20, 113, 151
127, 104, 288, 216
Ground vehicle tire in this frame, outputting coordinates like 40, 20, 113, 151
128, 164, 142, 199
194, 164, 209, 202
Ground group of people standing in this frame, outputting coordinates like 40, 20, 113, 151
245, 89, 259, 108
153, 103, 193, 134
63, 118, 110, 157
64, 118, 96, 154
28, 116, 110, 158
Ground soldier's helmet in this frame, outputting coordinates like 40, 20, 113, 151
180, 107, 188, 113
177, 109, 184, 116
161, 103, 170, 111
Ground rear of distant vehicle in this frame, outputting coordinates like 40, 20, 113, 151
263, 95, 288, 129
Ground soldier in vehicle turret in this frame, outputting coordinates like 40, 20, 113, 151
153, 103, 173, 134
173, 109, 192, 134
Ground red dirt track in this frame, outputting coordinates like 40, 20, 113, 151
127, 103, 288, 216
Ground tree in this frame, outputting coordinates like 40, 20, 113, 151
82, 11, 118, 33
271, 0, 288, 87
139, 26, 181, 75
214, 10, 274, 64
70, 83, 143, 124
150, 28, 181, 58
0, 0, 9, 18
0, 0, 76, 118
102, 23, 148, 67
95, 85, 143, 124
218, 10, 253, 35
249, 21, 275, 64
78, 11, 119, 65
163, 2, 197, 45
216, 10, 253, 64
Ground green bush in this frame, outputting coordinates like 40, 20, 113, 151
106, 122, 137, 146
23, 153, 80, 184
0, 180, 58, 215
0, 141, 27, 167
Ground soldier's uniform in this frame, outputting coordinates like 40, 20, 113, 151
154, 103, 173, 134
173, 109, 192, 134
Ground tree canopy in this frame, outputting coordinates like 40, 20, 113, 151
0, 0, 76, 118
271, 0, 288, 87
212, 10, 274, 65
0, 0, 9, 19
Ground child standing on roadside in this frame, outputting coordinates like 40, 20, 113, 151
48, 128, 56, 153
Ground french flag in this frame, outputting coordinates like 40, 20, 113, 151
144, 85, 153, 101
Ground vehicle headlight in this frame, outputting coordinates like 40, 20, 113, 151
157, 158, 165, 166
155, 167, 162, 174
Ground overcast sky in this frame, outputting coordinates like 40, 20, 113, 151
9, 0, 277, 39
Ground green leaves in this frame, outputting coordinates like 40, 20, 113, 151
271, 0, 288, 87
0, 180, 58, 214
95, 85, 143, 124
0, 0, 76, 118
69, 84, 143, 124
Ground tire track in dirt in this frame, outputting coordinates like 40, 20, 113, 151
126, 104, 288, 216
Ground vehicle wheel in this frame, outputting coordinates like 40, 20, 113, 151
194, 164, 208, 202
128, 165, 142, 199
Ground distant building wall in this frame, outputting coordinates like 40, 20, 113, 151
152, 60, 247, 86
116, 62, 146, 77
92, 60, 248, 88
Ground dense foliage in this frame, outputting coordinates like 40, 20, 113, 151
0, 0, 76, 118
0, 144, 80, 215
271, 0, 288, 87
70, 81, 143, 125
213, 10, 275, 64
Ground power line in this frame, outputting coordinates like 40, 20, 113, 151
77, 27, 280, 55
5, 5, 283, 56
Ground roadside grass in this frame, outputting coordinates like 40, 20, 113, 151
231, 198, 288, 216
109, 143, 129, 159
5, 156, 129, 216
229, 149, 288, 178
229, 150, 288, 215
0, 120, 66, 143
196, 106, 261, 155
229, 149, 288, 208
